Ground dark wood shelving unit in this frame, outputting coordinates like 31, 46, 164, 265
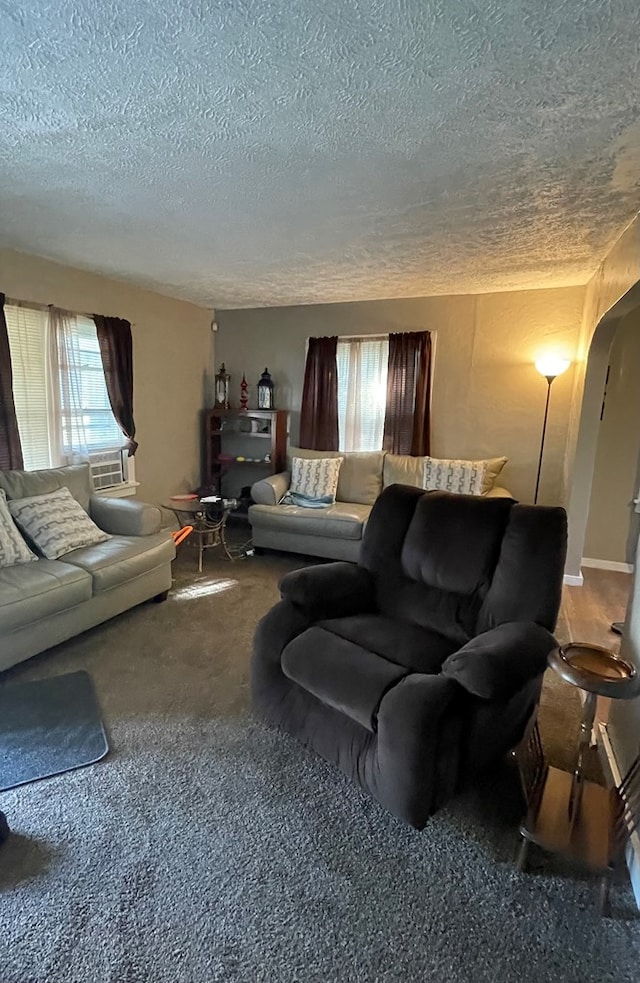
202, 408, 288, 501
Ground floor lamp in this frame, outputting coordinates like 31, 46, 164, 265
533, 357, 570, 504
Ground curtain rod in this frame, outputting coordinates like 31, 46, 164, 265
6, 298, 94, 318
337, 333, 389, 341
6, 297, 133, 326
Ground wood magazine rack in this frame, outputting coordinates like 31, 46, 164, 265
514, 718, 640, 916
202, 408, 288, 499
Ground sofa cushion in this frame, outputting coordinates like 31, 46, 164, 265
383, 454, 425, 489
9, 487, 110, 560
0, 559, 92, 633
0, 463, 93, 512
281, 626, 409, 731
318, 615, 458, 674
383, 455, 508, 495
0, 489, 36, 568
61, 532, 175, 592
250, 502, 371, 541
288, 448, 383, 505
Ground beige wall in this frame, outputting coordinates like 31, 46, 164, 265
565, 215, 640, 577
217, 286, 585, 505
0, 249, 213, 505
584, 309, 640, 564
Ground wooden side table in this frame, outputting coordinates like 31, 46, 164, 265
515, 643, 640, 915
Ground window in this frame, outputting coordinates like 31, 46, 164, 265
5, 304, 128, 488
337, 337, 389, 451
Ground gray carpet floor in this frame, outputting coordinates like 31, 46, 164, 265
0, 544, 638, 983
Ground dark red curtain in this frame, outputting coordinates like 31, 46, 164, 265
383, 331, 432, 456
0, 293, 24, 470
299, 336, 339, 450
93, 315, 138, 455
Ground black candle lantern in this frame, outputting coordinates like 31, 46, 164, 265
214, 363, 230, 409
257, 368, 274, 409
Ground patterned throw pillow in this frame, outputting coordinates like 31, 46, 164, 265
422, 457, 488, 496
8, 486, 110, 560
282, 457, 344, 508
0, 489, 36, 568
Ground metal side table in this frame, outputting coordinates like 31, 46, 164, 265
516, 643, 640, 915
164, 498, 233, 572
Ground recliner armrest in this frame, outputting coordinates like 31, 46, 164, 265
440, 621, 557, 700
89, 495, 162, 537
279, 561, 376, 619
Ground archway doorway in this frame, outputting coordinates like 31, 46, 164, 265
565, 280, 640, 905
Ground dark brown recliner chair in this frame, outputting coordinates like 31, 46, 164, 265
252, 485, 567, 828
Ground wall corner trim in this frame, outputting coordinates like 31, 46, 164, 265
563, 571, 584, 587
582, 557, 634, 574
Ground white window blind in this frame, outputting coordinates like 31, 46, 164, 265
5, 304, 125, 483
337, 337, 389, 452
4, 305, 53, 470
58, 315, 123, 455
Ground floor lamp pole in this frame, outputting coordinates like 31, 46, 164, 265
534, 375, 554, 505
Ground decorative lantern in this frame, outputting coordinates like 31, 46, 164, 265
239, 373, 249, 411
257, 368, 274, 409
214, 363, 230, 409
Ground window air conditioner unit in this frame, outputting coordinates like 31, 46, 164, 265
88, 449, 126, 490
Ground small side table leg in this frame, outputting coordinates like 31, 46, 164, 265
516, 836, 529, 872
599, 872, 611, 918
568, 690, 598, 824
219, 520, 234, 561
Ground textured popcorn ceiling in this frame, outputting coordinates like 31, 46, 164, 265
1, 1, 640, 309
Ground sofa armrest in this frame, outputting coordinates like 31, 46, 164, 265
440, 621, 557, 700
89, 495, 162, 537
279, 561, 376, 619
251, 472, 291, 506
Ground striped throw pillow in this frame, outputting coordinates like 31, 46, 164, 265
423, 457, 487, 496
9, 486, 110, 560
283, 457, 344, 508
0, 489, 36, 568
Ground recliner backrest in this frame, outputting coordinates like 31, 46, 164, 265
360, 485, 567, 640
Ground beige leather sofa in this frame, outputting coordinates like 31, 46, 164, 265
250, 449, 511, 561
0, 464, 175, 672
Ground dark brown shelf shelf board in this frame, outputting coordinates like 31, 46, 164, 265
214, 460, 271, 466
209, 430, 271, 438
208, 408, 279, 417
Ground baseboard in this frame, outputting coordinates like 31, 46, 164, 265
563, 571, 584, 587
598, 723, 640, 910
582, 557, 634, 574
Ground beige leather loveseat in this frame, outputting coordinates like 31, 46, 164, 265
249, 449, 510, 561
0, 464, 175, 672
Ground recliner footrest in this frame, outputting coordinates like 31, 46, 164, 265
281, 626, 409, 732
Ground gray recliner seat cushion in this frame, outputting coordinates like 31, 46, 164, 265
317, 615, 458, 674
282, 626, 410, 732
61, 532, 174, 592
0, 560, 92, 632
250, 502, 371, 541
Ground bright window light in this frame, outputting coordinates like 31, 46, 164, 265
171, 578, 239, 601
